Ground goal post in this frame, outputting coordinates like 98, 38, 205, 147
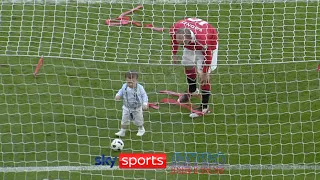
0, 0, 319, 180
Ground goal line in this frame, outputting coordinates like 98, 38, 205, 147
0, 164, 319, 172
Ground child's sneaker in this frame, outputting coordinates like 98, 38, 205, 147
136, 127, 145, 136
115, 129, 126, 137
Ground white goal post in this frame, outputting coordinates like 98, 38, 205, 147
0, 0, 319, 180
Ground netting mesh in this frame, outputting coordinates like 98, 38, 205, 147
0, 0, 319, 180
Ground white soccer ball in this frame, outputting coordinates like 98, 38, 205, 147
111, 139, 124, 151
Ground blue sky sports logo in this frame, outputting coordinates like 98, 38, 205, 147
170, 152, 226, 174
95, 155, 117, 168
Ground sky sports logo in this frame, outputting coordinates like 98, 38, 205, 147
95, 153, 166, 169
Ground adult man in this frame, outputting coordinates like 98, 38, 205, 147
170, 18, 218, 118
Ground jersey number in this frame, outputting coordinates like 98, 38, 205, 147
187, 18, 208, 26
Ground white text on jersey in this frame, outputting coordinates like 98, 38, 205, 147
182, 21, 203, 32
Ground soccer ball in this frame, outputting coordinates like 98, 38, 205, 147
111, 139, 124, 151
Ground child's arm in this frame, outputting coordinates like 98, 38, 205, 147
140, 85, 149, 110
115, 84, 126, 100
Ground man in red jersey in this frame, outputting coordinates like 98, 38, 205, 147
170, 18, 218, 118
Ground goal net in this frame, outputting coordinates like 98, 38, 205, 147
0, 0, 319, 179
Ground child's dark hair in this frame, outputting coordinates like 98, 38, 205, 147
125, 70, 139, 79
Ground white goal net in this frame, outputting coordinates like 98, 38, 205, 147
0, 0, 319, 179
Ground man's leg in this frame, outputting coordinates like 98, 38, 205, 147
185, 66, 197, 93
200, 45, 218, 109
189, 48, 218, 117
178, 48, 198, 103
200, 78, 211, 109
188, 72, 211, 118
178, 66, 198, 103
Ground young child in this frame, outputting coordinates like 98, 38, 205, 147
115, 71, 148, 137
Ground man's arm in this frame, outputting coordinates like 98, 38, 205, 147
202, 49, 213, 73
171, 34, 179, 61
171, 36, 179, 55
170, 25, 179, 64
202, 32, 217, 73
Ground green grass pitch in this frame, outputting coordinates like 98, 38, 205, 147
0, 1, 319, 180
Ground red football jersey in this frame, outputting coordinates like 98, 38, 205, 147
170, 18, 218, 73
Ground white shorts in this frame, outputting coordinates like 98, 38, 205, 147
182, 44, 218, 73
121, 106, 144, 126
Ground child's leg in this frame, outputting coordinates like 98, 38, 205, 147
121, 112, 132, 130
133, 109, 145, 136
115, 107, 131, 137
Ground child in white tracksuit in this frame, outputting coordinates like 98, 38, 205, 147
115, 71, 148, 137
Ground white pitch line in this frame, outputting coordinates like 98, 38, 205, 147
1, 0, 317, 4
0, 164, 319, 172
